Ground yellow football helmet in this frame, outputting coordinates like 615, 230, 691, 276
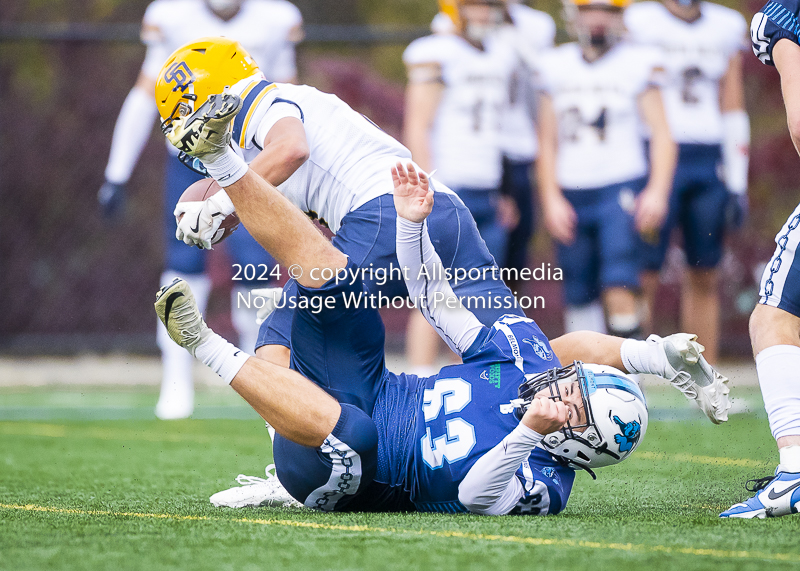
567, 0, 631, 8
437, 0, 507, 33
155, 37, 259, 129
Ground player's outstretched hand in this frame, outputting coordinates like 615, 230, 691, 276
521, 398, 569, 435
392, 162, 433, 223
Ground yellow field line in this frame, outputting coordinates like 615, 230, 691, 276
1, 503, 795, 563
636, 451, 772, 469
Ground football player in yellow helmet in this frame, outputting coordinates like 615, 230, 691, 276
155, 37, 259, 135
437, 0, 509, 44
563, 0, 632, 60
98, 0, 303, 421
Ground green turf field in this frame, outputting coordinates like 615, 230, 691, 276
1, 385, 798, 571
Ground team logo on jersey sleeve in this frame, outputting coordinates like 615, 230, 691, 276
612, 415, 641, 453
164, 61, 196, 93
522, 335, 553, 361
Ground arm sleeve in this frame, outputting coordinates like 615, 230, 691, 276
396, 216, 485, 355
458, 423, 544, 515
104, 86, 158, 184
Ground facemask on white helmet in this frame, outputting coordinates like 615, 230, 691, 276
515, 361, 648, 476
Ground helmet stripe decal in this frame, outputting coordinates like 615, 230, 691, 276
595, 376, 646, 403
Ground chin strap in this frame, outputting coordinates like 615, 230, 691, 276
552, 453, 597, 480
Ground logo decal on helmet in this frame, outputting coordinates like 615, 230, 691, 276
612, 415, 641, 453
164, 61, 196, 93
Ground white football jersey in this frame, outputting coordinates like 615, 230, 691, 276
500, 4, 556, 161
537, 42, 662, 190
227, 74, 431, 233
140, 0, 302, 82
403, 34, 516, 190
625, 1, 747, 144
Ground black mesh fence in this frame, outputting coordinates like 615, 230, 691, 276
1, 0, 798, 356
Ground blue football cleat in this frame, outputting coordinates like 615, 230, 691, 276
720, 469, 800, 519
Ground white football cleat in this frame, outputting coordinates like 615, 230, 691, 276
154, 278, 213, 357
652, 333, 731, 424
154, 379, 194, 420
163, 92, 242, 160
720, 469, 800, 518
210, 465, 305, 509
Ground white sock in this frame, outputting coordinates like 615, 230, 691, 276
564, 302, 606, 334
779, 445, 800, 473
607, 313, 640, 337
756, 345, 800, 442
620, 338, 668, 377
194, 332, 250, 384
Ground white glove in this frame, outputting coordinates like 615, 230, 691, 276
174, 190, 236, 250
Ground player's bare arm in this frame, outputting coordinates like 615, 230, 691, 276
635, 86, 676, 236
248, 117, 310, 186
773, 39, 800, 153
403, 64, 444, 172
536, 92, 577, 245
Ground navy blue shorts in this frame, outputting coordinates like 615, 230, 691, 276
454, 187, 508, 267
164, 155, 276, 285
640, 144, 728, 270
559, 178, 646, 306
759, 203, 800, 319
501, 158, 535, 271
273, 261, 399, 511
256, 191, 522, 350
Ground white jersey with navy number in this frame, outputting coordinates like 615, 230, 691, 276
227, 75, 423, 233
625, 1, 747, 145
536, 42, 662, 190
403, 34, 517, 190
140, 0, 302, 82
409, 316, 575, 514
500, 4, 556, 161
751, 0, 800, 65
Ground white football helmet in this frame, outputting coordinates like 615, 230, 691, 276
516, 361, 648, 472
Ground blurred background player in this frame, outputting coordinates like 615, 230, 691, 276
720, 1, 800, 519
625, 0, 749, 364
97, 0, 303, 419
498, 1, 556, 295
402, 0, 522, 375
536, 0, 676, 338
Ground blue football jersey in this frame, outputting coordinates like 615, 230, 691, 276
408, 315, 576, 515
752, 0, 800, 65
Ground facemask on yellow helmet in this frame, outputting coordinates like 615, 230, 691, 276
438, 0, 508, 41
155, 37, 259, 132
563, 0, 630, 55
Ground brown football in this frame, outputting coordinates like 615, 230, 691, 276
177, 178, 240, 245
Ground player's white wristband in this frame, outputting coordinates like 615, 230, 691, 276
205, 146, 249, 188
722, 110, 750, 196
